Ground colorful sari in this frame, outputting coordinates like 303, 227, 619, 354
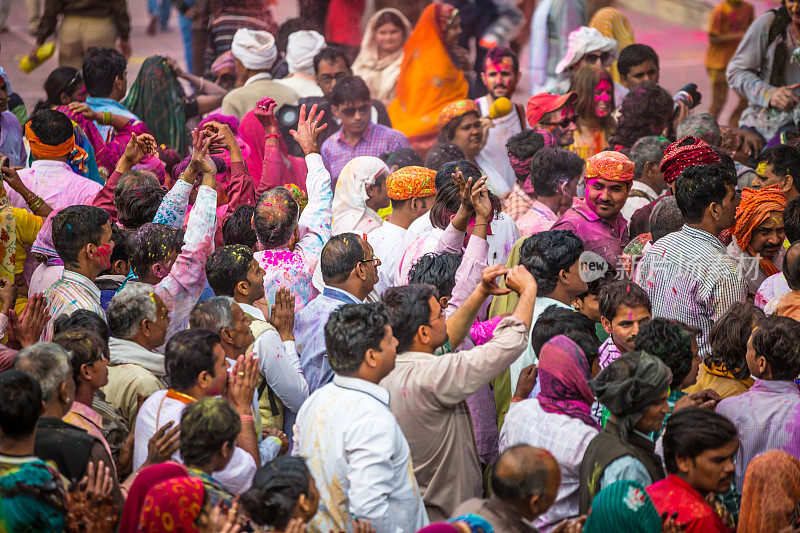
119, 462, 187, 533
739, 450, 800, 533
122, 56, 191, 157
537, 334, 600, 429
387, 3, 468, 155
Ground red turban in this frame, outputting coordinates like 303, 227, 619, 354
659, 136, 721, 184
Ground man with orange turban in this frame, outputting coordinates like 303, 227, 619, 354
367, 165, 437, 295
551, 150, 634, 270
729, 185, 786, 296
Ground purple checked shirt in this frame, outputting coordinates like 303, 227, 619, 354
320, 122, 410, 186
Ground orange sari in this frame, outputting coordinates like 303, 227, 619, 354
387, 3, 468, 154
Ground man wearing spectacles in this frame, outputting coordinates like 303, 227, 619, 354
321, 76, 411, 186
525, 92, 579, 148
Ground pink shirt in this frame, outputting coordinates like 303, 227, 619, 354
7, 160, 102, 211
63, 400, 115, 472
550, 198, 629, 270
516, 199, 560, 236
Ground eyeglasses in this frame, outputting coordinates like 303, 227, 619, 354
541, 116, 575, 128
360, 256, 381, 267
339, 104, 370, 117
318, 72, 348, 84
583, 52, 611, 65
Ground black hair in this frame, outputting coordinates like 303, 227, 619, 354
0, 370, 43, 439
27, 109, 74, 146
53, 309, 110, 346
51, 205, 110, 264
408, 252, 463, 299
380, 148, 424, 171
434, 159, 482, 192
320, 233, 365, 284
127, 223, 185, 278
617, 44, 660, 78
222, 204, 258, 248
324, 302, 390, 375
206, 245, 254, 297
82, 47, 126, 97
276, 18, 309, 54
519, 231, 584, 295
531, 306, 601, 367
635, 318, 698, 389
675, 164, 736, 223
35, 66, 82, 113
663, 407, 737, 474
491, 445, 551, 507
598, 280, 651, 321
116, 184, 165, 229
241, 457, 313, 529
424, 144, 466, 172
164, 329, 222, 391
576, 267, 617, 300
382, 284, 439, 353
530, 147, 584, 196
180, 397, 240, 468
784, 196, 800, 243
53, 329, 109, 387
313, 45, 351, 74
437, 111, 480, 144
485, 45, 520, 73
254, 188, 300, 249
786, 242, 800, 290
506, 130, 546, 183
708, 302, 764, 381
607, 81, 673, 150
755, 145, 800, 193
107, 225, 130, 269
751, 315, 800, 380
429, 160, 501, 230
329, 76, 371, 107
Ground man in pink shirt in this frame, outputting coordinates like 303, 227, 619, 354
516, 147, 584, 236
8, 110, 101, 211
551, 150, 633, 271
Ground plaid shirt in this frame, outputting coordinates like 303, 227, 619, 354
636, 225, 746, 358
321, 122, 410, 184
42, 270, 105, 341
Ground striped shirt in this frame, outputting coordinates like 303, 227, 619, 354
636, 225, 746, 358
42, 270, 104, 341
321, 122, 410, 185
716, 379, 800, 491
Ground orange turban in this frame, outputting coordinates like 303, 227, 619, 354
438, 99, 480, 128
733, 185, 786, 277
24, 121, 89, 173
387, 166, 437, 201
585, 150, 634, 182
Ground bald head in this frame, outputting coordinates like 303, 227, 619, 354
785, 242, 800, 290
491, 445, 561, 520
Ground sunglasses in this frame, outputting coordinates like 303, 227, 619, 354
339, 104, 371, 117
541, 116, 575, 128
584, 52, 611, 65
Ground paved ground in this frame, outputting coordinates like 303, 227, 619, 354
0, 0, 774, 127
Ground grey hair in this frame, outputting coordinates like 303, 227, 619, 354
14, 343, 71, 404
107, 281, 158, 340
650, 196, 685, 242
189, 296, 236, 334
676, 112, 721, 147
630, 136, 671, 182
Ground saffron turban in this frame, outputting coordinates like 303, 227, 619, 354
660, 136, 721, 184
733, 185, 786, 277
387, 166, 437, 200
585, 150, 634, 182
438, 99, 479, 128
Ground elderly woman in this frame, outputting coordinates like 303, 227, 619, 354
578, 351, 672, 513
332, 156, 390, 235
352, 9, 412, 106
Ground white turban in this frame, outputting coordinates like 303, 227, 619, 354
231, 28, 278, 71
286, 30, 327, 76
556, 26, 618, 74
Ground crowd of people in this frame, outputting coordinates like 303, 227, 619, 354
1, 0, 800, 532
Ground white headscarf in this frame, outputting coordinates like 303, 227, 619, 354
332, 157, 389, 235
286, 30, 327, 76
555, 26, 618, 74
352, 9, 411, 104
231, 28, 278, 71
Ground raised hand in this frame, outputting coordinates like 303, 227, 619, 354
146, 421, 181, 465
227, 353, 260, 415
478, 264, 511, 297
254, 97, 280, 135
269, 287, 295, 341
505, 265, 538, 296
471, 176, 492, 222
209, 498, 243, 533
9, 292, 51, 348
453, 170, 474, 211
122, 133, 157, 167
289, 104, 328, 155
77, 460, 114, 501
185, 128, 218, 187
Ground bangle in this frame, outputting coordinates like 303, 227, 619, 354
28, 196, 44, 212
239, 414, 254, 422
472, 223, 488, 228
102, 111, 112, 126
265, 134, 279, 139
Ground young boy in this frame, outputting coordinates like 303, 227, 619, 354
573, 270, 617, 342
598, 280, 651, 369
706, 0, 754, 125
